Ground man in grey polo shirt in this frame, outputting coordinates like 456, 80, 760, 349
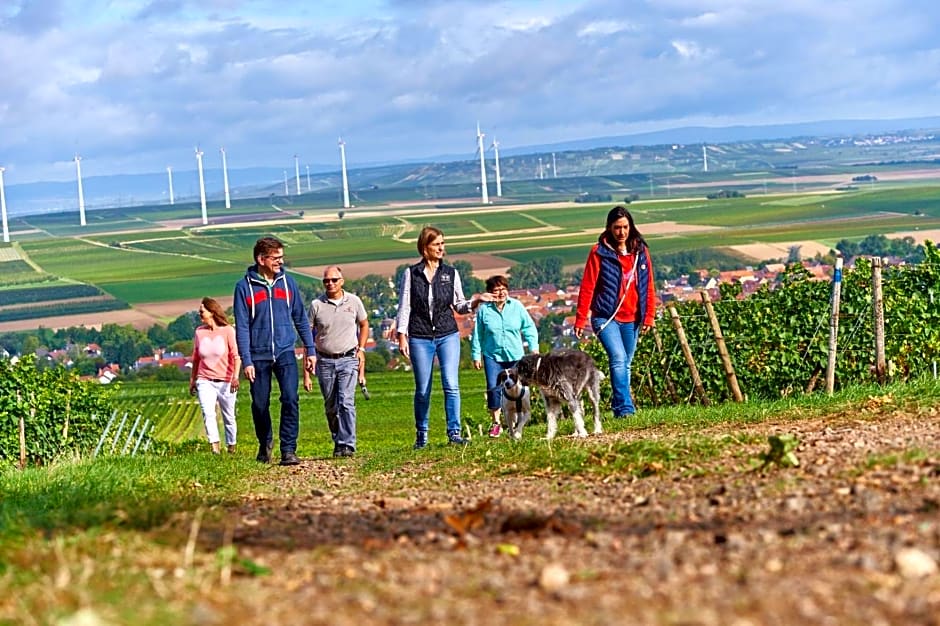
303, 265, 369, 457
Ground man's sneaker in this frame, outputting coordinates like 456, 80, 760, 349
333, 445, 355, 458
447, 430, 469, 446
488, 422, 502, 438
413, 431, 429, 450
256, 441, 273, 463
279, 451, 301, 466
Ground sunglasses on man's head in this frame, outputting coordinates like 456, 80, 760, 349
323, 278, 341, 284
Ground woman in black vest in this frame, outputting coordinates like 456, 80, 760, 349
396, 226, 491, 448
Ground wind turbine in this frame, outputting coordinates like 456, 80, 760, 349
305, 165, 311, 192
476, 123, 489, 204
338, 138, 350, 209
552, 152, 558, 178
538, 157, 544, 180
703, 145, 708, 173
74, 155, 86, 226
294, 155, 301, 196
0, 166, 9, 243
490, 138, 503, 197
195, 148, 208, 225
166, 166, 175, 205
283, 170, 289, 196
220, 147, 231, 209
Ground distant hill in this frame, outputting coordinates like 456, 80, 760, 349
5, 116, 940, 217
497, 116, 940, 156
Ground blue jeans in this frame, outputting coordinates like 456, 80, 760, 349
316, 354, 358, 450
483, 355, 517, 410
592, 318, 639, 416
410, 332, 461, 433
249, 351, 300, 454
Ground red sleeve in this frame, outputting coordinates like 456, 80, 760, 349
575, 245, 601, 329
643, 248, 657, 327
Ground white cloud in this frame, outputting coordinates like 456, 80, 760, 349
577, 19, 634, 37
670, 40, 709, 60
1, 0, 940, 182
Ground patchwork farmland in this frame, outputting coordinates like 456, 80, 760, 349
1, 175, 940, 331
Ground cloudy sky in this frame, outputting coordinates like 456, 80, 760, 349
1, 0, 939, 182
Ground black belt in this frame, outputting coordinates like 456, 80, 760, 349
316, 348, 357, 359
208, 378, 229, 383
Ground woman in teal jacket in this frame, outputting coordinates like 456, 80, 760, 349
470, 275, 539, 438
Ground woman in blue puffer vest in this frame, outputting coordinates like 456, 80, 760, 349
574, 206, 657, 418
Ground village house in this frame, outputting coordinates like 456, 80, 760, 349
133, 349, 189, 372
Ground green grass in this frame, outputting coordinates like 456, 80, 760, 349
6, 370, 936, 538
862, 448, 934, 471
0, 454, 255, 533
0, 371, 937, 625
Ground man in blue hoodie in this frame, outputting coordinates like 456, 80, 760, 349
234, 236, 316, 466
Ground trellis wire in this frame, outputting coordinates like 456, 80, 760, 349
108, 413, 128, 455
92, 411, 154, 458
120, 415, 143, 455
92, 410, 120, 458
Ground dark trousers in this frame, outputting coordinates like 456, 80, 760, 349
249, 353, 300, 454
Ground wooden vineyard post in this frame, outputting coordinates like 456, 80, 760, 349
18, 390, 26, 469
644, 370, 659, 406
932, 290, 938, 380
63, 389, 71, 442
652, 328, 680, 403
826, 257, 843, 394
700, 291, 744, 402
872, 256, 886, 384
667, 304, 709, 406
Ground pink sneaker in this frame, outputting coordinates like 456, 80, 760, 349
488, 422, 502, 438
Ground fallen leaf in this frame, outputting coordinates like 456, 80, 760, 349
443, 499, 492, 536
496, 543, 520, 556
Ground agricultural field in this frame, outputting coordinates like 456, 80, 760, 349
2, 178, 940, 331
0, 245, 130, 322
113, 383, 207, 443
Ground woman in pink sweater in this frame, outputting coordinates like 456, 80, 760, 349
190, 297, 241, 454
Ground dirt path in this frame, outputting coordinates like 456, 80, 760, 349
161, 406, 940, 625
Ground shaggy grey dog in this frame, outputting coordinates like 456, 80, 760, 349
513, 349, 604, 439
496, 368, 532, 441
